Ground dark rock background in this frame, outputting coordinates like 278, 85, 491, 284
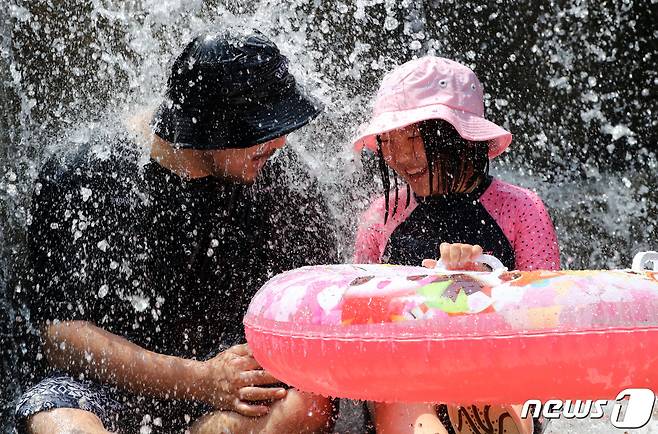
1, 0, 656, 430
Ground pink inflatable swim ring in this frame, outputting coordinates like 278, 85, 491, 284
244, 252, 658, 403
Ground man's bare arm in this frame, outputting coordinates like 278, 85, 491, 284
43, 321, 204, 401
42, 320, 286, 416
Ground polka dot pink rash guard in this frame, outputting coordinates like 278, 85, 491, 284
354, 176, 560, 271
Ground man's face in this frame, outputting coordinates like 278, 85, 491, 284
205, 136, 287, 184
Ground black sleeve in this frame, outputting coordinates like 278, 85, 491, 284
25, 166, 149, 336
257, 162, 340, 274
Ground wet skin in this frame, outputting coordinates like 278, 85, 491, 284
150, 133, 287, 184
378, 124, 478, 197
379, 125, 433, 196
205, 135, 287, 183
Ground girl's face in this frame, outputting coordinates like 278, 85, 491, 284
380, 125, 434, 196
379, 123, 478, 197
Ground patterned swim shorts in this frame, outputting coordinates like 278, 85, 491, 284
14, 374, 210, 433
15, 375, 123, 432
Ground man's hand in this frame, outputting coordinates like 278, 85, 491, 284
422, 243, 488, 271
196, 344, 287, 417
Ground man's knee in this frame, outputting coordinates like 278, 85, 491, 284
25, 408, 112, 434
190, 392, 336, 434
275, 390, 336, 433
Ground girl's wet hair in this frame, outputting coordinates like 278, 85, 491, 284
376, 119, 490, 223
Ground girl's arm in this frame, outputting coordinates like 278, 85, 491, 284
354, 222, 383, 263
513, 191, 560, 271
354, 188, 417, 264
354, 198, 388, 263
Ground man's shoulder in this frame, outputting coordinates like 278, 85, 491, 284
43, 129, 140, 174
34, 131, 148, 211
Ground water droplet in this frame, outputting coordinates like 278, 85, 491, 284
384, 16, 398, 31
80, 187, 92, 202
97, 240, 109, 252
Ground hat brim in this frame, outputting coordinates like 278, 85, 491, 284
353, 104, 512, 159
152, 84, 323, 150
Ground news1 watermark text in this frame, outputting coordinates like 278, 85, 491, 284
522, 388, 656, 429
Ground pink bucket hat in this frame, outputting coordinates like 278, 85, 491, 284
353, 57, 512, 159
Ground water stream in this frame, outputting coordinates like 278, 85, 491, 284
1, 1, 656, 431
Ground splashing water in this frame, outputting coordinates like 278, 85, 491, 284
0, 1, 656, 431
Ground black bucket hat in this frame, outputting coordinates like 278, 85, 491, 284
151, 30, 323, 150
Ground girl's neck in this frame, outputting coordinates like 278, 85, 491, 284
417, 175, 492, 201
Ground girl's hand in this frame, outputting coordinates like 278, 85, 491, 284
422, 243, 488, 271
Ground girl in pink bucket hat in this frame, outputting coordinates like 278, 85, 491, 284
354, 57, 511, 159
353, 57, 560, 434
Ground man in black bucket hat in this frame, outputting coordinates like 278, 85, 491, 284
153, 30, 323, 151
15, 30, 338, 433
